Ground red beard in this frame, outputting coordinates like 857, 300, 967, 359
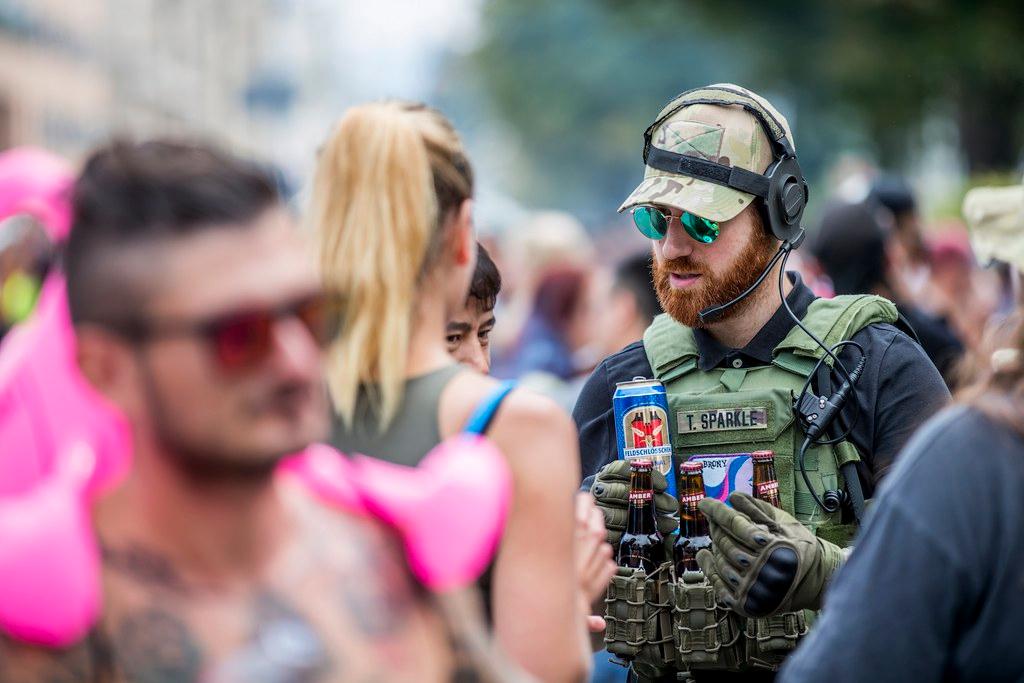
654, 227, 778, 328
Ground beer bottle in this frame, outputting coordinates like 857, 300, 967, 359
617, 459, 664, 573
752, 450, 781, 508
673, 460, 711, 575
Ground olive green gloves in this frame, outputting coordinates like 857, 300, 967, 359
590, 460, 678, 547
695, 492, 846, 618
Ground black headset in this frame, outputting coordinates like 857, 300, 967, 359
641, 84, 809, 247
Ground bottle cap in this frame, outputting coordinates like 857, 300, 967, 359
629, 459, 653, 472
752, 450, 775, 462
680, 460, 703, 474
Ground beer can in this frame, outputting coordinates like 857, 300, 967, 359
613, 377, 677, 498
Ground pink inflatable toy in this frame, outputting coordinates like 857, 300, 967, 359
0, 276, 132, 497
0, 147, 510, 646
0, 147, 133, 497
0, 442, 102, 646
283, 435, 513, 592
0, 147, 73, 242
0, 437, 511, 647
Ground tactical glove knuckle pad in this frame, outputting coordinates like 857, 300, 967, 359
743, 579, 787, 618
761, 547, 799, 586
738, 540, 801, 616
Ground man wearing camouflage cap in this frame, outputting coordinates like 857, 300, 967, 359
574, 84, 948, 681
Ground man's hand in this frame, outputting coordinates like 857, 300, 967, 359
590, 460, 677, 547
695, 492, 845, 618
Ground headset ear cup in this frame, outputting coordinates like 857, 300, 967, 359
764, 156, 808, 244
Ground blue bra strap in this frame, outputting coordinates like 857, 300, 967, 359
463, 380, 517, 435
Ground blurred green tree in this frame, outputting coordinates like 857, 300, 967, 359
463, 0, 1024, 219
462, 0, 750, 222
672, 0, 1024, 173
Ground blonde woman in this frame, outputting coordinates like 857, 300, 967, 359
310, 101, 607, 683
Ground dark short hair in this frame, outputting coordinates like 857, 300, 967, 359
65, 139, 280, 327
613, 252, 662, 326
811, 201, 887, 295
467, 242, 501, 311
869, 175, 917, 218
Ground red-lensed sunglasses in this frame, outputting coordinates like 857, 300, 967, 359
121, 293, 342, 371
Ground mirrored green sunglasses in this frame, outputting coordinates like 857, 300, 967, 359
631, 205, 720, 244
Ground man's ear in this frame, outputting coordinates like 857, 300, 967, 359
75, 325, 138, 414
451, 198, 475, 266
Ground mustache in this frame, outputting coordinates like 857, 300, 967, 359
656, 257, 709, 276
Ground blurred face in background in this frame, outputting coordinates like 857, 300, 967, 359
567, 271, 600, 356
651, 203, 776, 327
446, 296, 496, 373
591, 268, 643, 357
86, 209, 330, 474
533, 267, 597, 354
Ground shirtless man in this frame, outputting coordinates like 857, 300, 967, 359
0, 140, 475, 682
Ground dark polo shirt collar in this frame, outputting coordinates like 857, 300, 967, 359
693, 271, 815, 371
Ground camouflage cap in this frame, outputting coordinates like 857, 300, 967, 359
619, 83, 795, 223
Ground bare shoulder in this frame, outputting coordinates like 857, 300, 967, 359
488, 388, 579, 484
492, 387, 575, 435
442, 370, 574, 435
437, 370, 579, 484
0, 634, 102, 683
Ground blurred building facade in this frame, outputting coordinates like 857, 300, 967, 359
0, 0, 311, 178
102, 0, 264, 150
0, 0, 512, 212
0, 0, 108, 153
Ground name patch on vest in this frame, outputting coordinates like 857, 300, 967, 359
677, 406, 768, 434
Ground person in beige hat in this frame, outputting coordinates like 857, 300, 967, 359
963, 177, 1024, 274
575, 84, 949, 681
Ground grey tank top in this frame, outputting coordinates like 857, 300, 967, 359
329, 364, 465, 467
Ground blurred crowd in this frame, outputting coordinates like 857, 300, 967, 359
464, 170, 1003, 409
0, 87, 1021, 683
0, 152, 1005, 397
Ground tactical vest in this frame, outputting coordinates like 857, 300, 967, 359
642, 295, 899, 547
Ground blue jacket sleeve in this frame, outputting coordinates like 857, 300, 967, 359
779, 408, 989, 683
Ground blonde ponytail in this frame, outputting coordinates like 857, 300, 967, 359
310, 101, 472, 429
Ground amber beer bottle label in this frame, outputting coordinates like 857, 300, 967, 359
678, 491, 704, 506
617, 459, 663, 572
752, 450, 781, 508
628, 489, 653, 504
674, 460, 711, 575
